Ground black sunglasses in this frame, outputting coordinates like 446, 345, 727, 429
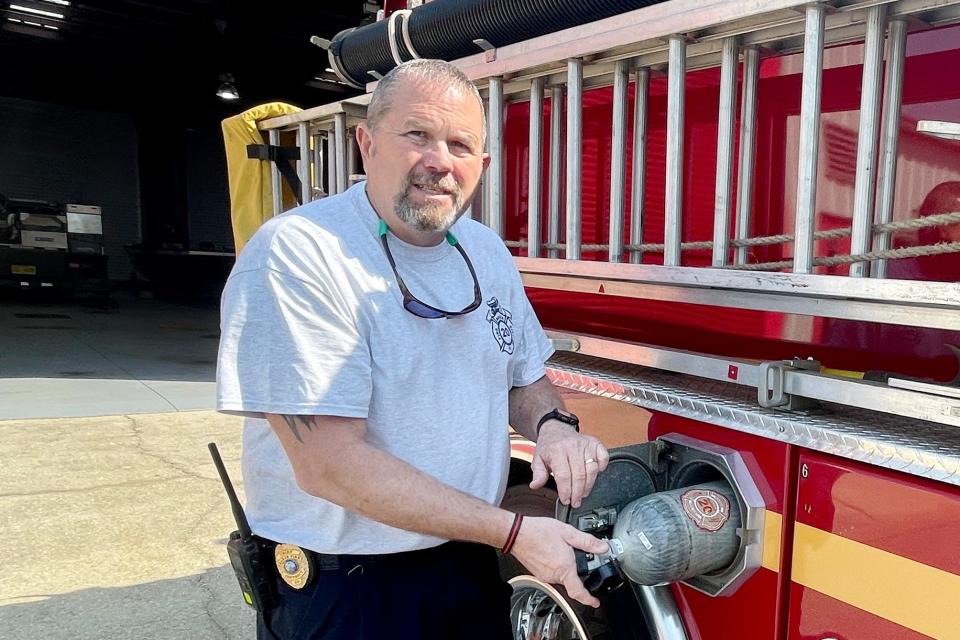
378, 219, 482, 319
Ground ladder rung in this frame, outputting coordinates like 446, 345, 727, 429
792, 4, 826, 274
565, 59, 583, 261
849, 4, 888, 278
630, 66, 649, 265
527, 77, 545, 258
664, 35, 686, 267
734, 46, 760, 266
872, 18, 908, 279
711, 37, 739, 268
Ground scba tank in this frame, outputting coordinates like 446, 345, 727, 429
610, 481, 741, 585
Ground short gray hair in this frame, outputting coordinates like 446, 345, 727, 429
365, 59, 486, 143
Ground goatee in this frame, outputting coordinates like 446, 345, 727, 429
393, 172, 465, 233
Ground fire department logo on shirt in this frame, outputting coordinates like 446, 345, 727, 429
680, 488, 730, 532
486, 297, 514, 355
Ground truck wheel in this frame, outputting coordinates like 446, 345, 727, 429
509, 575, 610, 640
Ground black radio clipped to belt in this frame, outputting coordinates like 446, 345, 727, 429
208, 443, 276, 612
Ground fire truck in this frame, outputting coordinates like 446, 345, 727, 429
228, 1, 960, 638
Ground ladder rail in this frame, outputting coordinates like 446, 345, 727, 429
872, 18, 908, 279
608, 59, 630, 264
333, 112, 348, 194
547, 85, 564, 259
268, 129, 283, 217
792, 3, 826, 275
297, 123, 312, 205
849, 4, 888, 277
664, 35, 686, 267
527, 77, 545, 258
326, 130, 336, 200
518, 258, 960, 331
311, 132, 324, 199
711, 37, 739, 267
565, 59, 583, 261
487, 76, 505, 236
630, 66, 650, 265
734, 46, 759, 266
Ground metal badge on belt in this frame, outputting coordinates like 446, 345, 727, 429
274, 544, 313, 589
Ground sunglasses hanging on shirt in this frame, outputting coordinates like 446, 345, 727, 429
378, 219, 482, 319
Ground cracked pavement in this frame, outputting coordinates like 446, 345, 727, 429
0, 410, 255, 639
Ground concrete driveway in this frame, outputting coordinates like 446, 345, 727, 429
0, 410, 255, 640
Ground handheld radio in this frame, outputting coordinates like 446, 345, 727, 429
208, 442, 276, 612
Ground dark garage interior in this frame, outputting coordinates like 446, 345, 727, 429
0, 0, 370, 299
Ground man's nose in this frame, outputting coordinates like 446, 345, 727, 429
421, 141, 454, 173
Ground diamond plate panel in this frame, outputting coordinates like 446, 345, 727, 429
547, 352, 960, 486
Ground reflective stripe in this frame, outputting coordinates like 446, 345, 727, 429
761, 510, 781, 572
792, 522, 960, 639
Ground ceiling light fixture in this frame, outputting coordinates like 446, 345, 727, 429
216, 73, 239, 101
10, 4, 64, 19
7, 17, 22, 22
42, 0, 71, 5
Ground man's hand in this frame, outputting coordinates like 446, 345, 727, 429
531, 423, 609, 508
510, 516, 610, 607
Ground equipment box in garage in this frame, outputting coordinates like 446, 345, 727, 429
13, 200, 68, 250
0, 200, 108, 298
66, 203, 104, 254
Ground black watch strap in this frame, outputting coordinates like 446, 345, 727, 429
535, 408, 580, 437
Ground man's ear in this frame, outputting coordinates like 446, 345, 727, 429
356, 122, 374, 163
481, 152, 491, 171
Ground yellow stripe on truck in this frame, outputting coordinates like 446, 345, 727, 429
761, 510, 782, 573
792, 522, 960, 640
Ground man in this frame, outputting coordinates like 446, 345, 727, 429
217, 58, 609, 640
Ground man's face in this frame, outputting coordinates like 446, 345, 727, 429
357, 79, 488, 236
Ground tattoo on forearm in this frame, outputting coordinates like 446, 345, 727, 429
281, 415, 316, 444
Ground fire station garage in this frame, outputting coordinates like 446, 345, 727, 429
0, 1, 371, 418
3, 2, 960, 640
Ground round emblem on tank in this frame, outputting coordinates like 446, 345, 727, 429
680, 488, 731, 532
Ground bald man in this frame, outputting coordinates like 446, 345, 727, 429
218, 59, 609, 640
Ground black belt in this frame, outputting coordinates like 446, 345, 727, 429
257, 537, 462, 573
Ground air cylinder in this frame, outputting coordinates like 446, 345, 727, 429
610, 481, 741, 586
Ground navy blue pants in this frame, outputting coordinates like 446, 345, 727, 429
257, 541, 513, 640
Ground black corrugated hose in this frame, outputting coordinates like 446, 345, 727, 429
329, 0, 669, 87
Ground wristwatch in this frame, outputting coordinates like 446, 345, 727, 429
535, 408, 580, 437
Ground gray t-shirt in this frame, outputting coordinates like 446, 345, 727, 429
216, 182, 554, 554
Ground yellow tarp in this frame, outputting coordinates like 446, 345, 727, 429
222, 102, 302, 254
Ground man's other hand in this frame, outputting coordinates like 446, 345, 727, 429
530, 423, 609, 508
510, 516, 610, 608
